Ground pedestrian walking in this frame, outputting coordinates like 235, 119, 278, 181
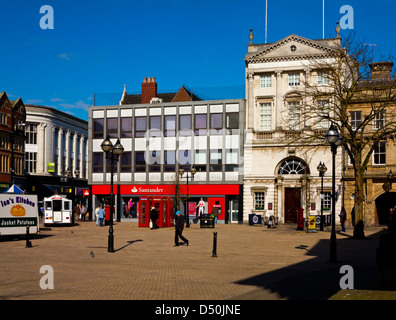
97, 206, 105, 227
128, 198, 135, 218
75, 204, 81, 221
150, 206, 159, 229
196, 197, 205, 219
80, 204, 87, 221
339, 206, 346, 232
174, 211, 189, 246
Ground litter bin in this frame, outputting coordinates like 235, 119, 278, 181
249, 214, 262, 226
200, 214, 215, 228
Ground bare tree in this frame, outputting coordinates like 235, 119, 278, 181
292, 33, 396, 238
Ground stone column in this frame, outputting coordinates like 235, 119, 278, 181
275, 71, 283, 129
57, 128, 63, 175
37, 123, 47, 174
72, 132, 78, 176
65, 130, 71, 171
79, 135, 85, 179
247, 73, 254, 129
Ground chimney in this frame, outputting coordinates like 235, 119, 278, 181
369, 61, 394, 80
141, 77, 158, 104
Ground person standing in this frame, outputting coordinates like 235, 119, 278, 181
95, 205, 100, 225
212, 204, 219, 224
97, 206, 105, 227
150, 206, 159, 229
339, 206, 346, 232
80, 204, 87, 221
174, 211, 189, 246
196, 198, 205, 219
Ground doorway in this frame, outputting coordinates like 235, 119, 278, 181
230, 199, 239, 223
284, 188, 301, 223
375, 192, 396, 225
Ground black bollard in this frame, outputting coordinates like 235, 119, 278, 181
212, 232, 217, 257
25, 226, 32, 248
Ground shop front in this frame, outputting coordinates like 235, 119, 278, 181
91, 184, 242, 225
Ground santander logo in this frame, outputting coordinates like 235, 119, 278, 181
131, 186, 138, 193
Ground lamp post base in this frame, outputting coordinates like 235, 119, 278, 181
108, 226, 115, 253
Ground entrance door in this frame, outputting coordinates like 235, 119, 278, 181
284, 188, 301, 223
230, 200, 239, 223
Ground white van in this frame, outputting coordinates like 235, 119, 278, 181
44, 195, 73, 226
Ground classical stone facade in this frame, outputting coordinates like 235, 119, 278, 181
243, 30, 344, 225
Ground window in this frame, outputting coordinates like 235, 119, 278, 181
288, 73, 300, 87
93, 119, 104, 139
195, 150, 206, 172
210, 149, 222, 171
317, 100, 330, 129
135, 151, 146, 172
350, 111, 362, 130
373, 110, 386, 130
321, 192, 331, 211
317, 72, 329, 85
277, 158, 308, 175
120, 151, 131, 172
149, 116, 161, 137
288, 101, 300, 130
260, 75, 272, 88
259, 103, 272, 131
164, 115, 176, 137
373, 141, 386, 165
107, 118, 118, 138
135, 117, 146, 138
93, 152, 103, 173
148, 150, 161, 172
226, 113, 239, 130
26, 124, 37, 144
254, 192, 265, 210
225, 149, 238, 172
121, 118, 132, 138
179, 115, 191, 136
195, 114, 207, 135
179, 150, 191, 171
210, 113, 223, 135
25, 152, 37, 173
164, 150, 176, 172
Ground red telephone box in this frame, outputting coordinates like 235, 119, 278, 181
138, 196, 174, 228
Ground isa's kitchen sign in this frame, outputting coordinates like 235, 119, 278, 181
0, 194, 39, 236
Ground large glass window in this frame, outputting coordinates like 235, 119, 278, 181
288, 73, 300, 87
225, 149, 238, 172
93, 119, 104, 139
135, 151, 146, 172
25, 152, 37, 173
179, 150, 191, 171
107, 118, 118, 138
254, 192, 265, 210
26, 124, 37, 144
148, 150, 161, 172
195, 114, 207, 135
164, 115, 176, 137
210, 113, 222, 135
149, 116, 161, 137
195, 150, 206, 172
226, 113, 239, 130
121, 117, 132, 138
164, 150, 176, 172
93, 152, 103, 173
317, 72, 329, 85
210, 149, 222, 171
317, 100, 329, 129
288, 101, 300, 130
373, 110, 386, 130
135, 117, 147, 138
179, 115, 191, 136
120, 151, 131, 172
260, 75, 272, 88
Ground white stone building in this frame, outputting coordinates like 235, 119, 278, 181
243, 28, 344, 225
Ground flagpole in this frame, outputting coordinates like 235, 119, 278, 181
265, 0, 268, 43
323, 0, 324, 39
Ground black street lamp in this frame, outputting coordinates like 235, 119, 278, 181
324, 124, 342, 263
101, 135, 124, 253
178, 167, 196, 228
388, 170, 393, 190
60, 167, 71, 193
317, 162, 327, 231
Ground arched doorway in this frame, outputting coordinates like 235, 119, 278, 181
375, 192, 396, 225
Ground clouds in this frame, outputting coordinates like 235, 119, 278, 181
59, 100, 90, 112
58, 53, 72, 60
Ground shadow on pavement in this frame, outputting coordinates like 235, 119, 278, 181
233, 228, 386, 300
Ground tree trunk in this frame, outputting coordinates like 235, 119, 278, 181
353, 169, 366, 239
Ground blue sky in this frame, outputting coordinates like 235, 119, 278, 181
2, 0, 395, 121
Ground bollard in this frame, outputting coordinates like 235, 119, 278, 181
25, 226, 32, 248
212, 232, 217, 257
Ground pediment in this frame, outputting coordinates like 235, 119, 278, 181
245, 34, 338, 63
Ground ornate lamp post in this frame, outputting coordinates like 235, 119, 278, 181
317, 162, 327, 231
388, 170, 394, 191
325, 124, 342, 263
178, 167, 196, 228
101, 136, 124, 253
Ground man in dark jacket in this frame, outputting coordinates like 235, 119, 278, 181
174, 211, 189, 246
150, 206, 159, 229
